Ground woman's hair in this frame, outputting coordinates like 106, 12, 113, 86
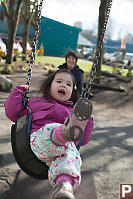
65, 51, 78, 63
38, 69, 79, 104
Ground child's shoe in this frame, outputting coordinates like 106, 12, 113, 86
62, 98, 92, 142
50, 180, 75, 199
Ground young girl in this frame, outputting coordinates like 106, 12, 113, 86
5, 69, 94, 199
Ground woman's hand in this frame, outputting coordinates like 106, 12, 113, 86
20, 85, 29, 91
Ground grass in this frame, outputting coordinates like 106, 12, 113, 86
35, 56, 130, 76
35, 56, 93, 72
0, 55, 131, 77
35, 56, 65, 68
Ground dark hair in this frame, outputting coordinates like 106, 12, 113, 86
65, 51, 78, 63
38, 69, 79, 104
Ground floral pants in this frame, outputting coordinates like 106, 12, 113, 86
30, 123, 82, 189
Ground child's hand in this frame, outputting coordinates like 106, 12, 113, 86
20, 85, 29, 91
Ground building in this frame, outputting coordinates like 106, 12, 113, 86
91, 39, 133, 54
38, 16, 81, 57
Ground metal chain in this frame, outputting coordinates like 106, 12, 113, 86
81, 0, 113, 98
26, 0, 44, 86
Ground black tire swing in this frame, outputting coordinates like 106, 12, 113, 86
11, 0, 113, 180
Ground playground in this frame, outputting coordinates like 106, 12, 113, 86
0, 65, 133, 199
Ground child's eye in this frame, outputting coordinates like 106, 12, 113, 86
56, 80, 61, 83
67, 83, 72, 87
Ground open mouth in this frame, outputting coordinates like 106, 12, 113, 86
58, 89, 65, 95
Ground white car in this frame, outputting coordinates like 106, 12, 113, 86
25, 42, 32, 55
0, 38, 7, 57
27, 42, 32, 51
123, 53, 133, 66
13, 41, 23, 53
19, 41, 32, 55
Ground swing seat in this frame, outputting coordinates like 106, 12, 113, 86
11, 114, 48, 180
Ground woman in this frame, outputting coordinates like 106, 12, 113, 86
58, 51, 83, 95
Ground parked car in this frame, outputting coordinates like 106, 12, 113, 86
77, 47, 93, 60
123, 53, 133, 66
26, 42, 32, 55
0, 38, 7, 58
19, 41, 32, 55
13, 40, 23, 54
103, 52, 123, 65
2, 38, 23, 55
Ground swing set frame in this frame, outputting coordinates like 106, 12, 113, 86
11, 0, 113, 180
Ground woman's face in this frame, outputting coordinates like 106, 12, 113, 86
66, 56, 77, 70
50, 72, 73, 102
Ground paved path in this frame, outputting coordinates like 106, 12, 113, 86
11, 171, 97, 199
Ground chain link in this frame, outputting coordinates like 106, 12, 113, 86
81, 0, 113, 98
26, 0, 44, 86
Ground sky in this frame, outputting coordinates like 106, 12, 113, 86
42, 0, 133, 40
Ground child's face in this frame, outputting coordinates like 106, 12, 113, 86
50, 72, 73, 102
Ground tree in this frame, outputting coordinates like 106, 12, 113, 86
1, 0, 23, 64
80, 29, 96, 40
21, 0, 38, 60
73, 21, 83, 29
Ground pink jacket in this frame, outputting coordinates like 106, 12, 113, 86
4, 86, 94, 146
